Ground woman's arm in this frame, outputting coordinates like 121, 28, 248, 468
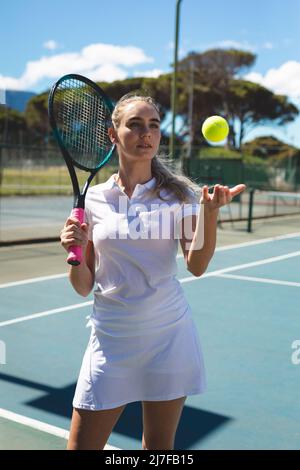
69, 241, 95, 297
180, 207, 219, 277
180, 184, 246, 277
61, 217, 95, 297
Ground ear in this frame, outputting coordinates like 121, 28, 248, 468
108, 127, 118, 144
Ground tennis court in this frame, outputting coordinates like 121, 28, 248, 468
1, 0, 300, 452
1, 214, 299, 450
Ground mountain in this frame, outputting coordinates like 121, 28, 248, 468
3, 90, 36, 112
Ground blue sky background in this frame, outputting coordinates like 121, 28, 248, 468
1, 0, 300, 146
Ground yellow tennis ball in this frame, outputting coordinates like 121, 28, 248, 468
202, 115, 229, 143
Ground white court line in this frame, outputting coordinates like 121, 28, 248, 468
1, 250, 300, 329
0, 302, 92, 328
176, 231, 300, 258
0, 408, 120, 450
212, 231, 300, 252
1, 236, 299, 447
217, 273, 300, 288
0, 273, 68, 289
179, 250, 300, 283
1, 231, 300, 288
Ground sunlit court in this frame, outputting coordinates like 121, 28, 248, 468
0, 0, 300, 452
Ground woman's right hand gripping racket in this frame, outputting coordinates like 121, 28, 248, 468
48, 74, 115, 266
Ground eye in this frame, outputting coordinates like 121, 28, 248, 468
128, 121, 160, 130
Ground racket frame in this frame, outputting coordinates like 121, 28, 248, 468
48, 74, 115, 264
48, 73, 115, 209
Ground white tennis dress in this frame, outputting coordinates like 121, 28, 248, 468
73, 174, 206, 410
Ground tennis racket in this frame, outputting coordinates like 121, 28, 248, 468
48, 74, 115, 265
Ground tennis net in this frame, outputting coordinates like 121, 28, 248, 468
247, 189, 300, 232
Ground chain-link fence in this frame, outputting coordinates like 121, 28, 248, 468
0, 144, 299, 243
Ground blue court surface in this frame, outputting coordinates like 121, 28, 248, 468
0, 232, 300, 450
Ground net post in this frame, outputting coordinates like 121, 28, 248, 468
247, 188, 255, 233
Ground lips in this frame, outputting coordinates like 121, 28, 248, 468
137, 144, 152, 148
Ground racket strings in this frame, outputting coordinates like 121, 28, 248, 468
54, 78, 112, 170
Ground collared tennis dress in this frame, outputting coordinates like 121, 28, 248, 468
73, 174, 206, 410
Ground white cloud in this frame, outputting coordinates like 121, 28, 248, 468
43, 40, 59, 51
218, 39, 274, 52
0, 43, 154, 91
88, 64, 128, 82
133, 69, 164, 78
245, 61, 300, 102
212, 39, 256, 52
262, 42, 273, 50
198, 39, 276, 54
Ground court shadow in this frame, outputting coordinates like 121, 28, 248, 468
27, 383, 76, 418
175, 406, 231, 450
0, 372, 75, 419
0, 372, 231, 449
29, 387, 231, 448
114, 403, 231, 449
30, 390, 231, 448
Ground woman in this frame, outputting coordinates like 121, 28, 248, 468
60, 94, 246, 450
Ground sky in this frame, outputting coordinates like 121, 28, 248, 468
1, 0, 300, 146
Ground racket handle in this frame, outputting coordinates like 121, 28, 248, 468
67, 208, 85, 266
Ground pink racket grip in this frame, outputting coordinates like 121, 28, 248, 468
67, 208, 85, 266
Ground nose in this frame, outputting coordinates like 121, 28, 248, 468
140, 125, 151, 137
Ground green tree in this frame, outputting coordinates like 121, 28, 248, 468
242, 136, 299, 159
4, 48, 298, 155
98, 74, 171, 125
24, 92, 49, 144
226, 80, 299, 148
176, 49, 298, 150
0, 106, 27, 144
97, 77, 145, 102
177, 49, 256, 146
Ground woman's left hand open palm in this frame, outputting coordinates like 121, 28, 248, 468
201, 184, 247, 211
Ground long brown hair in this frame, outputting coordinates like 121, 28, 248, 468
111, 94, 200, 203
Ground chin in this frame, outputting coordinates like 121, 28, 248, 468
133, 151, 156, 159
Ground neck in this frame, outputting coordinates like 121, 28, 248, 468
116, 162, 153, 193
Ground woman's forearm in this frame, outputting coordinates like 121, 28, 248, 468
69, 260, 94, 297
187, 205, 219, 277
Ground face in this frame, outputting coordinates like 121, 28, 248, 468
109, 101, 161, 161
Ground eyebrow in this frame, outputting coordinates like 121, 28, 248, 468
126, 117, 161, 123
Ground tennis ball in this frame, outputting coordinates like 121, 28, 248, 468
202, 115, 229, 143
